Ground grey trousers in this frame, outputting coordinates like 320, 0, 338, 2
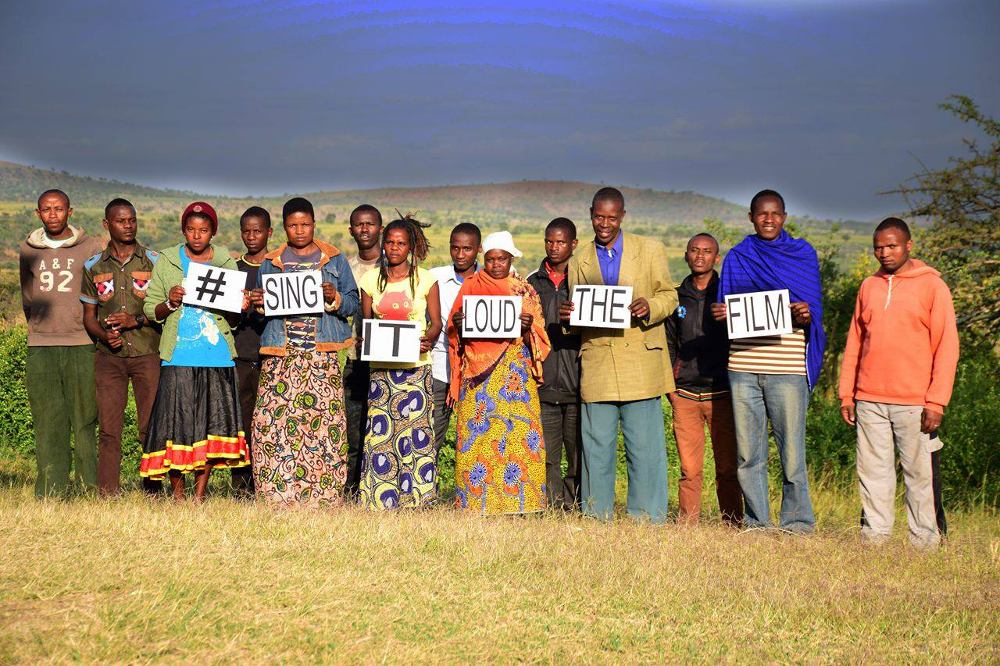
431, 378, 453, 456
856, 401, 939, 548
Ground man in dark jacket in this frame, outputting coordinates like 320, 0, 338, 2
527, 218, 581, 509
666, 233, 742, 526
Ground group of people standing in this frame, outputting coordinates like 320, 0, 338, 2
19, 184, 959, 545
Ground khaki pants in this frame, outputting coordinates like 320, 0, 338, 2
856, 401, 939, 548
670, 394, 742, 525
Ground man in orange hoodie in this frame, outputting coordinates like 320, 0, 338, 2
838, 217, 959, 548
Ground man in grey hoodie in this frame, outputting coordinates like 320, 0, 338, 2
19, 189, 104, 496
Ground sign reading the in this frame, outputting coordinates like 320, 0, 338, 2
569, 285, 633, 329
462, 295, 522, 339
261, 270, 325, 316
360, 319, 421, 364
182, 262, 245, 313
725, 289, 793, 339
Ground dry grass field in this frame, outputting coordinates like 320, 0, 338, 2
1, 456, 998, 663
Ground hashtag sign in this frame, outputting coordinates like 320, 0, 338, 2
195, 269, 227, 303
182, 262, 245, 313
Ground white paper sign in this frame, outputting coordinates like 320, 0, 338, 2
181, 262, 245, 313
462, 295, 522, 339
725, 289, 793, 339
261, 270, 325, 316
569, 285, 633, 329
360, 319, 421, 364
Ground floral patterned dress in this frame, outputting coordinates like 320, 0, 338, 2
454, 342, 547, 514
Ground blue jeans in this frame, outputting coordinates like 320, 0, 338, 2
729, 371, 815, 532
580, 397, 669, 523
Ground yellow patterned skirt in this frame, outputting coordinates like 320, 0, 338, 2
454, 342, 547, 515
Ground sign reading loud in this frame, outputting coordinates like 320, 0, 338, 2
462, 295, 522, 339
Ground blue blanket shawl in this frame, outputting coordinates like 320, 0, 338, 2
717, 230, 826, 390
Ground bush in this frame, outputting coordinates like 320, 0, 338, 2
0, 326, 142, 482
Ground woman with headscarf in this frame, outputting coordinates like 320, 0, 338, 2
447, 231, 551, 515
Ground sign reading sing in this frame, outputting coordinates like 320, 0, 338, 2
182, 262, 246, 313
360, 319, 421, 364
462, 295, 522, 339
725, 289, 793, 339
569, 285, 633, 329
261, 270, 325, 316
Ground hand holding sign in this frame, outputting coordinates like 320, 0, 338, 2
182, 262, 246, 313
461, 295, 522, 339
569, 285, 633, 329
724, 289, 793, 339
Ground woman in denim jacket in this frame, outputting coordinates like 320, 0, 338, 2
249, 197, 359, 507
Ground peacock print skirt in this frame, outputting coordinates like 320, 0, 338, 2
359, 365, 436, 510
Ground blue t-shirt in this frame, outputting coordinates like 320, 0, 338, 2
163, 248, 235, 368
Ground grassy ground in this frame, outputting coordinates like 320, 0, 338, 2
1, 458, 997, 663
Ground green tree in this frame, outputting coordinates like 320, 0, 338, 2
887, 95, 1000, 338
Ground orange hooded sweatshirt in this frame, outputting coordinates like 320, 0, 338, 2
838, 259, 959, 412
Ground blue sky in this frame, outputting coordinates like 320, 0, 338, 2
0, 0, 997, 219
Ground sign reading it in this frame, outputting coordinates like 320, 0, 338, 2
360, 319, 421, 364
725, 289, 793, 339
261, 270, 325, 316
462, 295, 522, 339
569, 285, 633, 329
182, 262, 245, 313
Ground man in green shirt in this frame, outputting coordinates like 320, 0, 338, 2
81, 198, 162, 496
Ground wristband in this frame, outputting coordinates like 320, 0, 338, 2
165, 300, 179, 312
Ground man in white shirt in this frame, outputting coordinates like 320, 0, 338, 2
429, 223, 481, 457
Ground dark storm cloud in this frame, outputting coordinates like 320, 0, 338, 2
0, 0, 997, 218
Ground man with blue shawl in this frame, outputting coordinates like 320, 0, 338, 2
711, 190, 825, 533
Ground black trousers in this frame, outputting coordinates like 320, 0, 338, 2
232, 359, 259, 496
343, 359, 370, 498
540, 400, 581, 509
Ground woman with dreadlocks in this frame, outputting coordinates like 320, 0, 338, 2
357, 215, 442, 510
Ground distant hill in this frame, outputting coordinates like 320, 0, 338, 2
0, 160, 746, 225
0, 160, 199, 206
0, 161, 868, 272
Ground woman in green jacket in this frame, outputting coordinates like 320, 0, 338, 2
141, 202, 250, 501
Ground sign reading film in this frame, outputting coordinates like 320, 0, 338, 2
724, 288, 793, 339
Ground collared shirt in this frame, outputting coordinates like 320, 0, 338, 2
429, 263, 475, 383
595, 232, 624, 286
80, 243, 161, 357
345, 253, 380, 360
544, 260, 566, 288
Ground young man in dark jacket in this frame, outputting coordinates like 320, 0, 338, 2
526, 218, 581, 509
666, 233, 742, 526
231, 206, 273, 497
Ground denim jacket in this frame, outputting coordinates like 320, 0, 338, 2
257, 240, 359, 356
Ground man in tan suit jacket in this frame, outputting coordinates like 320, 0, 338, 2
559, 187, 677, 522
